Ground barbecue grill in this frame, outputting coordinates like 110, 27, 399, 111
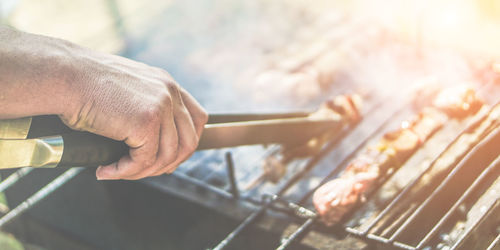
1, 1, 500, 250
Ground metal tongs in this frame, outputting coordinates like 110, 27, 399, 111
0, 105, 355, 169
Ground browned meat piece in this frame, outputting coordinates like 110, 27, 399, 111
344, 148, 391, 176
379, 129, 420, 162
313, 172, 378, 226
409, 108, 447, 140
432, 85, 482, 118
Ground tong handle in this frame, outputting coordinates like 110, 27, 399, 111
59, 132, 127, 168
27, 113, 340, 168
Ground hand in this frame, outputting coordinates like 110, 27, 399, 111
59, 48, 207, 180
0, 26, 207, 180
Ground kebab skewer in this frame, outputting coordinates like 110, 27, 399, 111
312, 85, 483, 226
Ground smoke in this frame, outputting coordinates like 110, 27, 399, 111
129, 0, 485, 114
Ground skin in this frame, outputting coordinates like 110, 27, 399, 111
0, 26, 208, 180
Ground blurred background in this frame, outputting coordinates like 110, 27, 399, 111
0, 0, 499, 249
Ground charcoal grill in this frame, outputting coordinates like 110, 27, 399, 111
1, 74, 499, 250
1, 1, 500, 249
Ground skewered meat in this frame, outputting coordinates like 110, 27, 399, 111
312, 87, 483, 226
314, 173, 378, 226
369, 103, 500, 234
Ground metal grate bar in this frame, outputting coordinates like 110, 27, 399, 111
276, 218, 315, 250
416, 154, 500, 248
346, 104, 496, 236
171, 171, 234, 200
487, 233, 500, 250
0, 168, 33, 193
451, 199, 499, 250
225, 152, 240, 198
276, 219, 316, 250
212, 195, 276, 250
388, 125, 500, 243
0, 167, 83, 227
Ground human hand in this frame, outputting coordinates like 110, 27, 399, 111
59, 47, 208, 180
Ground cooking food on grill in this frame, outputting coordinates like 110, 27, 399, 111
257, 94, 362, 184
312, 87, 483, 226
369, 103, 500, 235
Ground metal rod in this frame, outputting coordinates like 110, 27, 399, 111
172, 171, 234, 200
207, 112, 311, 124
0, 168, 33, 193
389, 125, 500, 243
392, 241, 417, 250
416, 154, 500, 248
225, 152, 239, 198
0, 167, 84, 227
451, 200, 498, 250
212, 195, 275, 250
486, 233, 500, 250
277, 218, 315, 250
198, 117, 343, 150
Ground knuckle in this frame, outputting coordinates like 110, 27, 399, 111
155, 90, 173, 111
164, 80, 180, 94
199, 109, 209, 124
161, 93, 173, 107
142, 106, 161, 123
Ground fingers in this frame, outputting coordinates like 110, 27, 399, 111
153, 85, 198, 175
95, 81, 206, 180
180, 88, 208, 138
96, 119, 161, 180
124, 106, 181, 180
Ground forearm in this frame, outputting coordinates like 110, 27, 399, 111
0, 26, 76, 119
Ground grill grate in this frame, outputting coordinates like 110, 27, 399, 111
204, 83, 500, 249
1, 82, 499, 249
0, 82, 498, 250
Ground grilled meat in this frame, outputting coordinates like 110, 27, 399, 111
313, 87, 483, 226
369, 103, 500, 235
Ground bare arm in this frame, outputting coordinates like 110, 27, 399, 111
0, 26, 208, 180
